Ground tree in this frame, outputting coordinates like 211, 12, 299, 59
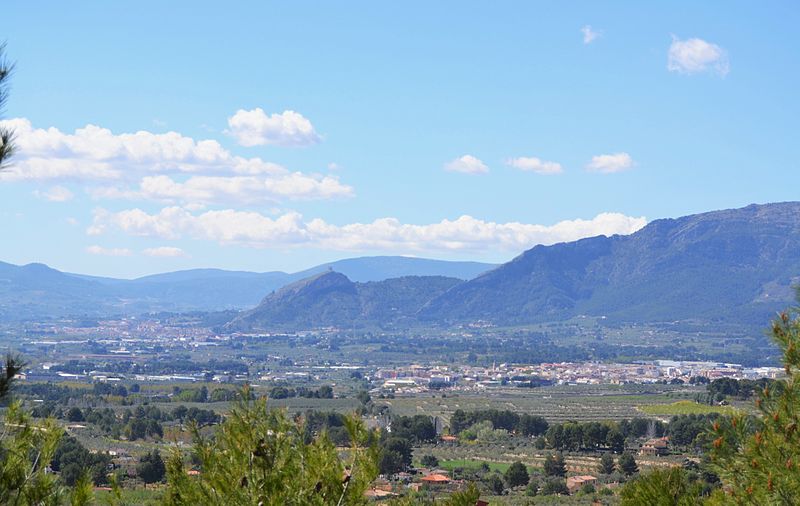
356, 390, 371, 406
164, 386, 378, 505
0, 356, 93, 505
66, 407, 84, 422
0, 355, 22, 401
504, 461, 530, 488
599, 452, 616, 474
619, 452, 639, 476
606, 429, 625, 453
0, 43, 14, 168
540, 478, 569, 495
620, 467, 704, 506
517, 414, 548, 437
446, 482, 481, 506
420, 454, 439, 468
60, 463, 83, 487
379, 437, 412, 474
707, 304, 800, 503
137, 450, 166, 485
484, 473, 504, 495
543, 452, 566, 477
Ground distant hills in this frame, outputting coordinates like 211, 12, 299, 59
231, 202, 800, 331
226, 272, 461, 331
5, 202, 800, 330
419, 202, 800, 327
0, 256, 495, 320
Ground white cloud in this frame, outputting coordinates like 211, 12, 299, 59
91, 173, 353, 205
89, 206, 647, 254
444, 155, 489, 174
586, 152, 634, 174
34, 185, 74, 202
581, 25, 600, 44
86, 245, 132, 256
0, 118, 299, 182
668, 37, 729, 76
227, 108, 321, 147
506, 157, 563, 175
143, 246, 187, 258
0, 118, 353, 204
65, 217, 79, 226
0, 118, 234, 181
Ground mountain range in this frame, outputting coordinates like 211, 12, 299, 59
232, 202, 800, 331
5, 202, 800, 330
0, 257, 495, 320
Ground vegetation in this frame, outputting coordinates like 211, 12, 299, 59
504, 461, 530, 488
598, 453, 616, 474
543, 453, 566, 477
639, 400, 737, 416
0, 43, 14, 167
619, 296, 800, 504
620, 467, 705, 506
0, 357, 94, 506
163, 386, 378, 505
706, 307, 800, 503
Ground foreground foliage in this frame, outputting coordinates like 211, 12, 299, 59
707, 307, 800, 504
622, 299, 800, 505
163, 386, 378, 505
0, 357, 93, 506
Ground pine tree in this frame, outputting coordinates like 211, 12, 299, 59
0, 357, 93, 506
0, 43, 14, 168
543, 452, 566, 477
599, 452, 616, 474
164, 385, 378, 505
620, 467, 704, 506
707, 304, 800, 504
618, 452, 638, 476
504, 461, 530, 488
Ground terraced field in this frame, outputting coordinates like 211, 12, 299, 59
378, 384, 703, 424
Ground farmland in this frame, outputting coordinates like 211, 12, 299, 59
378, 383, 706, 424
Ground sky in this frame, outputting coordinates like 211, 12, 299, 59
2, 2, 799, 278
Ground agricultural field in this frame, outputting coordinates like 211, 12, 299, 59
636, 399, 740, 416
378, 383, 705, 424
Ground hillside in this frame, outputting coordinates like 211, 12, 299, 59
226, 271, 461, 331
419, 202, 800, 327
0, 257, 495, 320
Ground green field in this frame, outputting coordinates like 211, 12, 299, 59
637, 400, 739, 416
379, 383, 704, 424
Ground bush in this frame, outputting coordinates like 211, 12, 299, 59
540, 478, 569, 495
420, 455, 439, 468
504, 461, 530, 488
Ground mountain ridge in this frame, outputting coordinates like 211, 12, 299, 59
0, 256, 496, 320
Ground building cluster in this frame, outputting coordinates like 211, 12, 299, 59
374, 360, 783, 392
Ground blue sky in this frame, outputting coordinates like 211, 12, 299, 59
2, 2, 799, 278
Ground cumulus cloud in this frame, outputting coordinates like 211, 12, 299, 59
143, 246, 187, 257
227, 108, 321, 147
0, 118, 234, 181
86, 245, 132, 256
0, 118, 301, 182
444, 155, 489, 174
91, 173, 353, 205
586, 152, 634, 174
0, 118, 353, 204
34, 185, 74, 202
668, 37, 729, 76
581, 25, 600, 44
88, 207, 647, 254
506, 157, 563, 175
